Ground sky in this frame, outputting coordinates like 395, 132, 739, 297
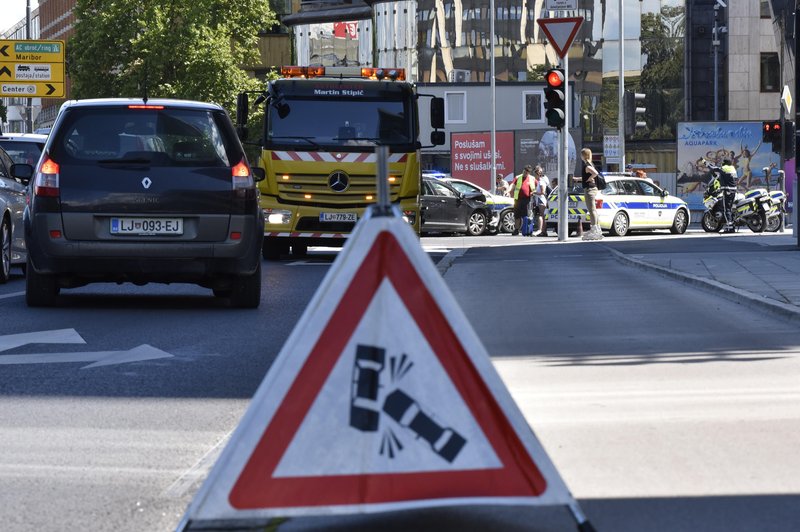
0, 0, 38, 35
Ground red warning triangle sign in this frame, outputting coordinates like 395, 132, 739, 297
537, 17, 584, 59
180, 213, 576, 527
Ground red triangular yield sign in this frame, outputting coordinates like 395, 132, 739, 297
537, 17, 584, 58
180, 212, 579, 528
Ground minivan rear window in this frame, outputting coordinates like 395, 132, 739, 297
51, 107, 236, 167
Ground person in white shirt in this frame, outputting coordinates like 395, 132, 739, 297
495, 173, 510, 197
533, 165, 550, 236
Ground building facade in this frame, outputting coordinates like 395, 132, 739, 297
2, 0, 794, 154
1, 7, 41, 133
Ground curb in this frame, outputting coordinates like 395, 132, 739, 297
436, 248, 467, 276
605, 246, 800, 324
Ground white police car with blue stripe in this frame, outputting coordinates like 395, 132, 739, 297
547, 174, 690, 236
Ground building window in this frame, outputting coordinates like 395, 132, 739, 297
522, 91, 543, 123
760, 1, 771, 18
445, 91, 467, 123
760, 53, 780, 92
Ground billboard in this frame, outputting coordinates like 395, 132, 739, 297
676, 122, 793, 212
450, 132, 515, 189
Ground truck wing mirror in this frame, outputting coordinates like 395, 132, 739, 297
430, 97, 445, 129
236, 93, 249, 141
430, 131, 445, 146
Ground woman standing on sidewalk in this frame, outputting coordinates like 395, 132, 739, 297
580, 148, 603, 241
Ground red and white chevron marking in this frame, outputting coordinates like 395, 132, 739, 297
271, 151, 408, 163
266, 232, 347, 239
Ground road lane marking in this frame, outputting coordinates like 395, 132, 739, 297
0, 291, 24, 300
162, 431, 233, 498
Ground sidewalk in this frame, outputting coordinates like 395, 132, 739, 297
607, 232, 800, 322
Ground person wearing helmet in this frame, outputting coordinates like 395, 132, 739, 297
720, 157, 738, 233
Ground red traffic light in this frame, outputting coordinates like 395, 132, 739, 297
546, 69, 565, 88
762, 120, 782, 143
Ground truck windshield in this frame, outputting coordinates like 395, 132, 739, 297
267, 98, 413, 150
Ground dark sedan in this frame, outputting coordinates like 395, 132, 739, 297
420, 177, 491, 236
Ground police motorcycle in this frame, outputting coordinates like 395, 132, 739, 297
700, 160, 769, 233
765, 188, 787, 231
763, 169, 788, 232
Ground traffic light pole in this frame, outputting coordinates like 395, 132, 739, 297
558, 54, 569, 242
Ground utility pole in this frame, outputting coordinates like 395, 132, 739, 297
26, 0, 33, 133
713, 4, 720, 121
618, 0, 625, 170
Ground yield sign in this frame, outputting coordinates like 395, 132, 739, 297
537, 17, 584, 59
180, 212, 577, 528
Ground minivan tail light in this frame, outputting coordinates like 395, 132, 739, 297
231, 159, 254, 190
35, 156, 60, 197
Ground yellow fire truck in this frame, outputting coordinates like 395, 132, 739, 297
236, 66, 445, 259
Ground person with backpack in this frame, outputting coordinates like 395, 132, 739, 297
580, 148, 603, 241
509, 165, 536, 236
533, 165, 551, 236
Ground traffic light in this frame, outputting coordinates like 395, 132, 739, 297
785, 121, 796, 158
623, 91, 646, 137
544, 68, 566, 129
762, 120, 781, 144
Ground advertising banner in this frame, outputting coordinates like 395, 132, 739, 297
450, 132, 515, 190
676, 122, 793, 212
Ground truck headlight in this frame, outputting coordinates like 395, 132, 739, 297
402, 210, 416, 225
263, 208, 292, 225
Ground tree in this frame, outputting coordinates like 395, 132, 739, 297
639, 6, 685, 139
68, 0, 276, 112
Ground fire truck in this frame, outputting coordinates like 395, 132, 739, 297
236, 66, 445, 259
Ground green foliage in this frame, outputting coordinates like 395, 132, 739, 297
526, 64, 549, 82
638, 6, 686, 140
68, 0, 277, 114
0, 101, 6, 124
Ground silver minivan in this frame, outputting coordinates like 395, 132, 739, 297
0, 146, 30, 282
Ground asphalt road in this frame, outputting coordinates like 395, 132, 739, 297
0, 230, 798, 531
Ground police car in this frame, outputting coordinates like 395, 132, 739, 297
546, 174, 690, 236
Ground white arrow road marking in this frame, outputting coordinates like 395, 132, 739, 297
0, 291, 25, 300
0, 328, 86, 352
285, 260, 331, 266
0, 344, 173, 369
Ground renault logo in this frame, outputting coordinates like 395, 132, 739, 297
141, 177, 152, 189
328, 171, 349, 192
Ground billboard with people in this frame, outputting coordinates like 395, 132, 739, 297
676, 122, 793, 212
